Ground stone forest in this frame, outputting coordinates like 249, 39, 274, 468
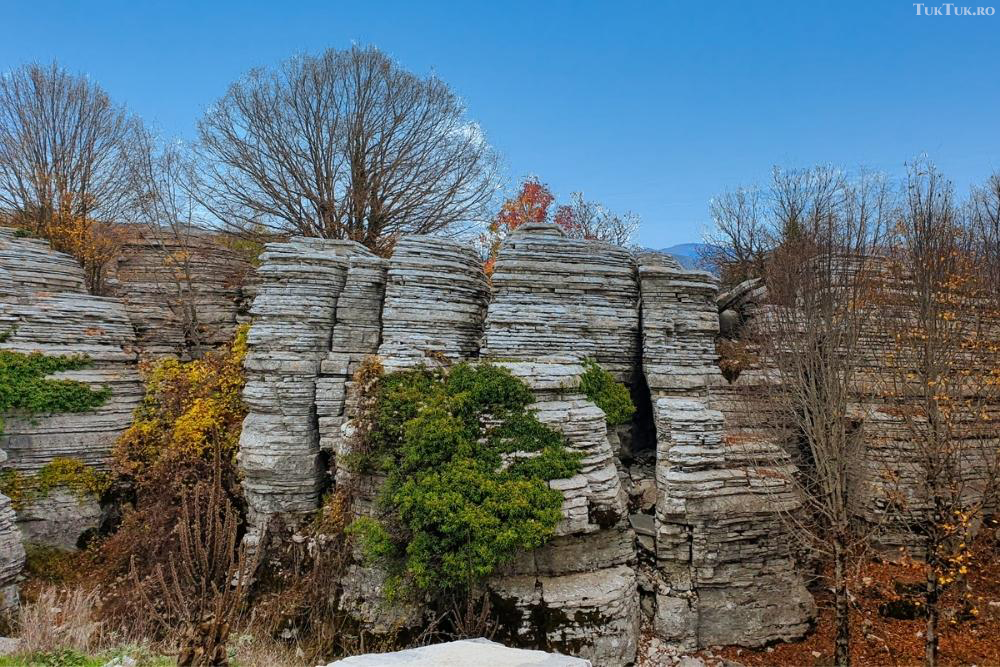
0, 35, 999, 667
2, 204, 999, 666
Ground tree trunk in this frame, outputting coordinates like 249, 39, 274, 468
834, 540, 852, 667
925, 564, 939, 667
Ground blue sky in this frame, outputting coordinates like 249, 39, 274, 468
3, 0, 998, 248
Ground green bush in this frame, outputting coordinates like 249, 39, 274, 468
0, 350, 110, 435
350, 362, 581, 596
580, 358, 636, 426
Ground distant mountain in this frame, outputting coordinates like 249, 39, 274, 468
657, 242, 717, 272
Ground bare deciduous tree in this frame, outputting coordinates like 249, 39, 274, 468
705, 166, 881, 288
195, 46, 501, 255
736, 168, 894, 667
0, 62, 142, 291
874, 163, 1000, 667
130, 132, 209, 353
553, 191, 639, 247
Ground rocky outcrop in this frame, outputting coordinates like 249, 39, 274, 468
233, 231, 816, 663
108, 227, 250, 358
0, 228, 143, 607
481, 224, 639, 383
0, 230, 142, 473
377, 235, 489, 371
481, 226, 640, 666
637, 251, 813, 649
0, 453, 25, 611
238, 238, 374, 535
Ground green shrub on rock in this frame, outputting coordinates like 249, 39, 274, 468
349, 362, 581, 597
0, 350, 110, 435
580, 358, 635, 426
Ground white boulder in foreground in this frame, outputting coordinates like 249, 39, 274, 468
323, 638, 591, 666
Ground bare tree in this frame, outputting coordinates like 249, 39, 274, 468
552, 191, 639, 246
706, 166, 851, 288
129, 132, 209, 352
0, 62, 142, 291
195, 46, 501, 256
873, 163, 1000, 667
704, 186, 768, 285
736, 168, 894, 667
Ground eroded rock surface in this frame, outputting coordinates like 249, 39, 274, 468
108, 227, 250, 357
637, 251, 813, 650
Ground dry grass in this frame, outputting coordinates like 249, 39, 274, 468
16, 585, 103, 654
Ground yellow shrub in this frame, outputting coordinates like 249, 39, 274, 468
112, 325, 248, 478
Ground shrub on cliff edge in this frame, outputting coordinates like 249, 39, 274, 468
349, 362, 581, 597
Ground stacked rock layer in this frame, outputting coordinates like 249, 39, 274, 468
238, 238, 371, 533
109, 226, 251, 357
377, 236, 489, 371
0, 228, 142, 472
236, 232, 817, 663
637, 251, 813, 649
481, 224, 639, 383
0, 227, 143, 602
488, 359, 639, 667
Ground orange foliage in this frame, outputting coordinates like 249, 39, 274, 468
13, 193, 126, 294
481, 177, 555, 276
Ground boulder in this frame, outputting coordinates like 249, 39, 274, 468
323, 638, 591, 666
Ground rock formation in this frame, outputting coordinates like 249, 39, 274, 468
636, 251, 813, 649
234, 227, 816, 665
0, 228, 143, 603
481, 223, 639, 383
481, 225, 640, 665
108, 226, 250, 358
0, 451, 25, 611
377, 235, 489, 371
237, 238, 373, 537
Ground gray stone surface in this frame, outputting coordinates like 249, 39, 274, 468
481, 224, 639, 383
16, 488, 101, 550
377, 235, 488, 371
0, 229, 142, 473
238, 237, 374, 533
324, 639, 591, 666
482, 230, 641, 666
107, 226, 250, 358
0, 490, 24, 612
638, 251, 813, 650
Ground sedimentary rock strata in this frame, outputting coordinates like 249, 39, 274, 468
377, 235, 489, 371
238, 238, 373, 532
481, 224, 639, 383
108, 227, 250, 357
0, 229, 142, 474
0, 452, 24, 611
0, 228, 143, 606
488, 359, 639, 666
637, 250, 814, 649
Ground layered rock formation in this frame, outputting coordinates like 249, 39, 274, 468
489, 359, 638, 666
238, 238, 373, 536
235, 229, 815, 664
0, 451, 25, 611
0, 230, 142, 473
0, 228, 143, 604
109, 227, 250, 358
377, 235, 489, 371
481, 224, 639, 383
636, 251, 813, 649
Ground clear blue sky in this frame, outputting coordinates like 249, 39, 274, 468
3, 0, 998, 248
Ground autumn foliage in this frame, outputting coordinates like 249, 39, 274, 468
481, 177, 638, 275
481, 177, 555, 275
